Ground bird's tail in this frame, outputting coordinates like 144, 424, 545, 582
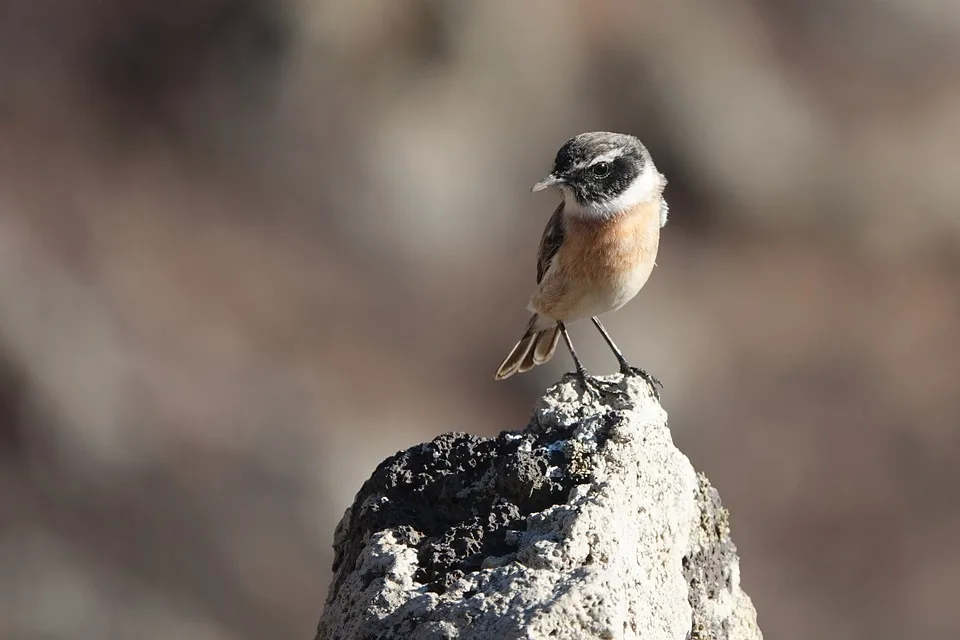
494, 315, 560, 381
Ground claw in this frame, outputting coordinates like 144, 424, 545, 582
562, 371, 614, 401
619, 365, 663, 400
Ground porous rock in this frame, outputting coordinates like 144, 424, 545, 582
315, 374, 762, 640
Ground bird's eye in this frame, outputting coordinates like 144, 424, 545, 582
591, 162, 610, 178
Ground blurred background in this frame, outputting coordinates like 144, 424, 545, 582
1, 0, 959, 638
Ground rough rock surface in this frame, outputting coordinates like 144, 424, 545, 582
315, 374, 762, 640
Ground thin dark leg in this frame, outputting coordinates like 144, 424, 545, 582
591, 317, 663, 398
558, 322, 605, 397
558, 322, 588, 378
591, 317, 629, 368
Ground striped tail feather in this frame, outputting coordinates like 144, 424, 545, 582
494, 315, 560, 380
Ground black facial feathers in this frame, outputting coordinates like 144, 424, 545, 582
550, 132, 649, 206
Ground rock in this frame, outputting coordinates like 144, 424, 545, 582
315, 374, 762, 640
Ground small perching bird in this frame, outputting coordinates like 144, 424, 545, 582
494, 131, 668, 398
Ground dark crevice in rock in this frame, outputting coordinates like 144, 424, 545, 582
329, 419, 593, 597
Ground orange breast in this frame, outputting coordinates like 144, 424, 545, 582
561, 201, 661, 283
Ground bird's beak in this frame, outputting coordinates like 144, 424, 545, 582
531, 173, 563, 193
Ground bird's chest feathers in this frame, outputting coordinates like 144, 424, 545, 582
565, 204, 660, 282
565, 203, 659, 283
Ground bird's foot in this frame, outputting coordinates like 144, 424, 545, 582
619, 365, 663, 400
562, 370, 615, 401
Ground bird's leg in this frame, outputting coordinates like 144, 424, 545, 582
591, 317, 663, 399
557, 322, 607, 398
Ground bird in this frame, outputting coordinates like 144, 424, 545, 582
493, 131, 668, 398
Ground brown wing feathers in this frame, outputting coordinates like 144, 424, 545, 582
494, 203, 566, 380
536, 201, 566, 284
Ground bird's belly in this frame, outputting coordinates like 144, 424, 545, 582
530, 259, 654, 322
587, 259, 654, 316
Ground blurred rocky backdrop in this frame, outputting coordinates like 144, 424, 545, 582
1, 1, 958, 639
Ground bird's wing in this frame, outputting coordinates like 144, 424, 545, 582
536, 201, 566, 284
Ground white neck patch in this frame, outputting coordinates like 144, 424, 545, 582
563, 167, 664, 220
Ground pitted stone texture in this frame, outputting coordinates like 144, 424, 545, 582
316, 374, 762, 640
